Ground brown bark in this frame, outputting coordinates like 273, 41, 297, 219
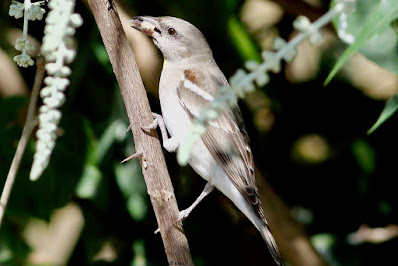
86, 1, 193, 265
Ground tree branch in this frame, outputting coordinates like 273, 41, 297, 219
0, 56, 45, 228
86, 1, 193, 265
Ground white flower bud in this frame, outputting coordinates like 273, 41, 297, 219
60, 66, 71, 76
245, 60, 259, 71
262, 51, 281, 73
9, 2, 24, 19
65, 26, 76, 36
13, 54, 34, 68
28, 4, 46, 21
45, 62, 60, 74
44, 77, 54, 85
54, 78, 69, 90
273, 37, 286, 50
69, 13, 83, 27
64, 49, 76, 63
254, 72, 270, 87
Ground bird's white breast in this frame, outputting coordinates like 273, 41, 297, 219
158, 63, 216, 182
158, 69, 190, 140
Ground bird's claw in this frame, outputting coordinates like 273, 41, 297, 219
174, 209, 191, 223
154, 209, 191, 234
163, 138, 178, 152
141, 113, 160, 132
141, 120, 158, 131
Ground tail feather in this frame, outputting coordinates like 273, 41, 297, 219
259, 222, 284, 266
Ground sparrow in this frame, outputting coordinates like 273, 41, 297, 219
128, 16, 284, 265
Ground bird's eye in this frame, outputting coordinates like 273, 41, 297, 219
168, 28, 176, 35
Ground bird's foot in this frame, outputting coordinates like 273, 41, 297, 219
141, 112, 160, 131
174, 208, 192, 223
154, 208, 192, 234
141, 113, 178, 153
163, 137, 178, 152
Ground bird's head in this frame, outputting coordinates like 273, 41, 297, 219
128, 16, 212, 62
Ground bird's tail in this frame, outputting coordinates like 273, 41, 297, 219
258, 221, 284, 266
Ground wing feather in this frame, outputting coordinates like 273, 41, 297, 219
177, 68, 265, 220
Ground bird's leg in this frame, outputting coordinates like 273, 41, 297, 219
175, 182, 215, 222
142, 112, 178, 152
154, 182, 215, 234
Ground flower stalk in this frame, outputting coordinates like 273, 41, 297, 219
177, 0, 355, 165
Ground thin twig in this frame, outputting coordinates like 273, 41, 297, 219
0, 56, 45, 228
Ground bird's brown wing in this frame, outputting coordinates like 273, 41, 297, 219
176, 68, 265, 220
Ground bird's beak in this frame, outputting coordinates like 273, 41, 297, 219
127, 16, 162, 38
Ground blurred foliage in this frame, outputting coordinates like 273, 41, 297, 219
328, 0, 398, 81
228, 15, 262, 61
0, 0, 397, 265
367, 94, 398, 134
328, 0, 398, 133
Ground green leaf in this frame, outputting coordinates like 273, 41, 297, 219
114, 162, 148, 221
95, 120, 127, 164
76, 164, 103, 199
367, 94, 398, 134
352, 140, 375, 174
76, 119, 127, 199
131, 239, 147, 266
227, 15, 261, 62
325, 0, 398, 85
114, 162, 143, 197
92, 41, 112, 74
311, 233, 336, 252
126, 194, 147, 221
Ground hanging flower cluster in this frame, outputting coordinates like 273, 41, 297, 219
9, 0, 46, 67
30, 0, 83, 181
